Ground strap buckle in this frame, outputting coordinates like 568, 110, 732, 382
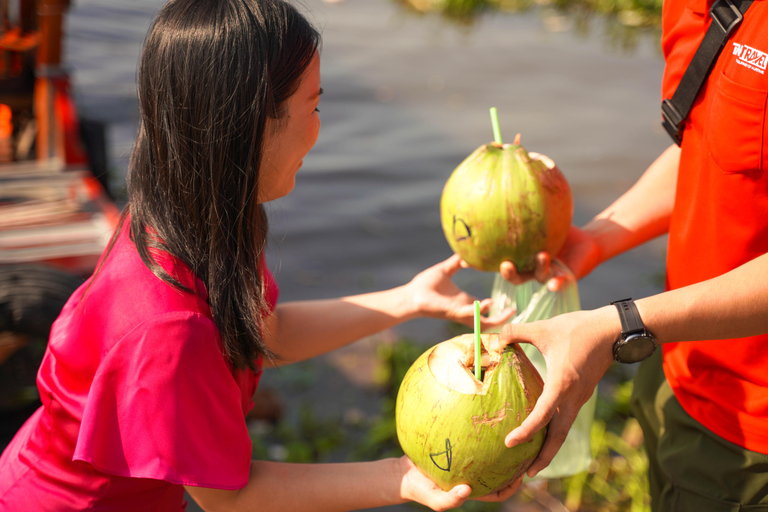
710, 0, 743, 36
661, 99, 684, 146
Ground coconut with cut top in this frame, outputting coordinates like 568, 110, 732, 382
395, 333, 546, 498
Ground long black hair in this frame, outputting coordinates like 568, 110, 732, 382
124, 0, 320, 370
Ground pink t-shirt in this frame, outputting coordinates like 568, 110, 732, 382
0, 221, 279, 511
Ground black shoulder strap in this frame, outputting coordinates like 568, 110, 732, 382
661, 0, 753, 145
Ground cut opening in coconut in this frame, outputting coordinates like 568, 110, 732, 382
427, 333, 503, 395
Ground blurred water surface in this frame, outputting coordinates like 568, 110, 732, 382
63, 0, 669, 508
66, 0, 668, 323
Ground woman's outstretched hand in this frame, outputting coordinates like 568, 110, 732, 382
406, 254, 514, 331
396, 456, 522, 511
491, 307, 619, 477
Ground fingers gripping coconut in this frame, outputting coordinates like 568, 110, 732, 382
395, 333, 547, 498
440, 109, 573, 273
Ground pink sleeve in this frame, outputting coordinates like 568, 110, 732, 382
73, 311, 252, 489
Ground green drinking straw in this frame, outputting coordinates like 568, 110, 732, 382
490, 107, 502, 145
474, 300, 482, 380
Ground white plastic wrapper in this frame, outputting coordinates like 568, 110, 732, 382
489, 260, 597, 479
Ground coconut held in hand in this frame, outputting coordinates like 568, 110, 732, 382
395, 333, 546, 498
440, 140, 573, 273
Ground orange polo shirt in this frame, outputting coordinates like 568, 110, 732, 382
662, 0, 768, 454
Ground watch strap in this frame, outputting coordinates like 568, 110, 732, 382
610, 298, 645, 336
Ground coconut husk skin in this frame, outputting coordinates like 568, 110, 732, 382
440, 143, 573, 273
395, 333, 547, 498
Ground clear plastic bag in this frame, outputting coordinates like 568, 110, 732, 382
488, 260, 596, 479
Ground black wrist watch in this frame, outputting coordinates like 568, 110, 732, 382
610, 298, 657, 364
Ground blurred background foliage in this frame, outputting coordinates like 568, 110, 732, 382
392, 0, 663, 53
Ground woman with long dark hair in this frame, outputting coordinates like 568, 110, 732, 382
0, 0, 519, 510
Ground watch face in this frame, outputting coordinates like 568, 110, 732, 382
615, 334, 657, 364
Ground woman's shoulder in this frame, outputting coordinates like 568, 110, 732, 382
52, 226, 218, 369
93, 223, 211, 313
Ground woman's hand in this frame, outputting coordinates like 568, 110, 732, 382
194, 455, 522, 511
395, 456, 522, 511
500, 225, 602, 290
491, 306, 619, 477
405, 254, 514, 331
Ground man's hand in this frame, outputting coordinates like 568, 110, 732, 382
492, 307, 619, 477
499, 225, 602, 290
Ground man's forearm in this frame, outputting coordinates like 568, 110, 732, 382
636, 251, 768, 344
584, 144, 680, 263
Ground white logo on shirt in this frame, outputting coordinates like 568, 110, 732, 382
732, 42, 767, 74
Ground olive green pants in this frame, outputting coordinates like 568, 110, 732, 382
629, 350, 768, 512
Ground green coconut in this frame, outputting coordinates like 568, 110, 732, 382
440, 141, 573, 273
395, 333, 546, 498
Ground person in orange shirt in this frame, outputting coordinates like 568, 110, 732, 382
496, 0, 768, 509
